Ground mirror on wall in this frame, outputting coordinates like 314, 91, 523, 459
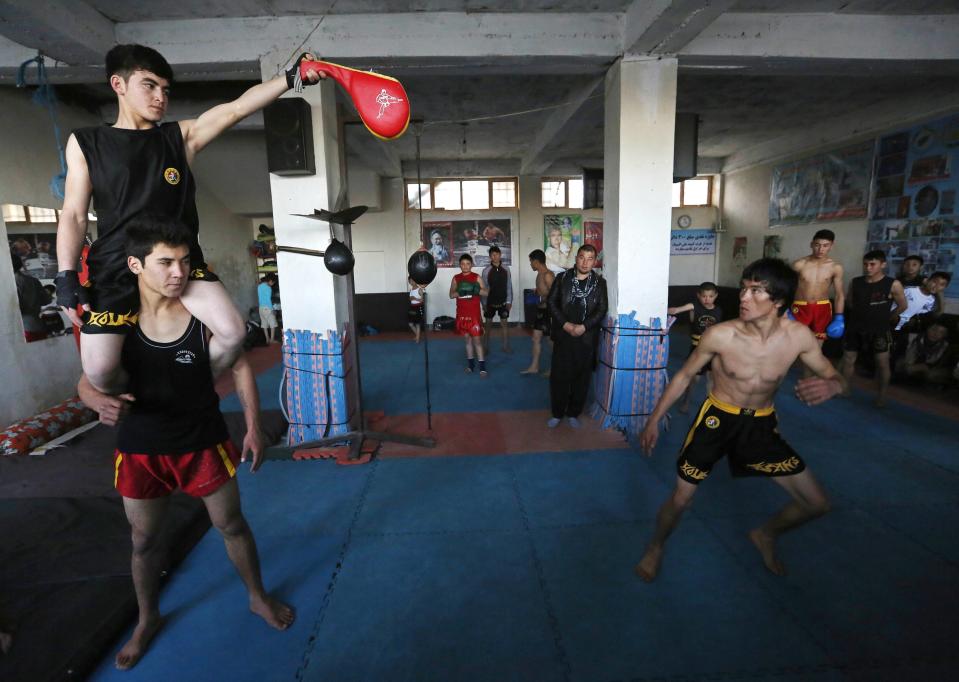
4, 203, 91, 342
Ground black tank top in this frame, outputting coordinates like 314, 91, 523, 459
117, 316, 228, 454
849, 276, 894, 333
691, 301, 722, 338
74, 123, 204, 267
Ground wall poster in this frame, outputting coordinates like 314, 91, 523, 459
423, 219, 512, 268
584, 219, 604, 269
543, 214, 583, 273
768, 141, 874, 227
670, 229, 716, 255
866, 113, 959, 303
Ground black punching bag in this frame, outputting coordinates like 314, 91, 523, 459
324, 239, 355, 275
407, 250, 437, 285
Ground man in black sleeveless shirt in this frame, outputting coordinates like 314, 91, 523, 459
57, 44, 323, 395
78, 216, 293, 670
839, 250, 907, 407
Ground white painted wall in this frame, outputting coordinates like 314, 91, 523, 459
669, 205, 719, 286
0, 88, 99, 426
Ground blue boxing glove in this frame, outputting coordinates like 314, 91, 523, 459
785, 307, 797, 321
826, 313, 845, 339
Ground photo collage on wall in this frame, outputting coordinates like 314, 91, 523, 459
768, 141, 873, 227
866, 113, 959, 301
423, 219, 512, 268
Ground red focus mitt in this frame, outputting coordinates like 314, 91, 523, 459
298, 60, 410, 140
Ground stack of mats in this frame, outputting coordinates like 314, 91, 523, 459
592, 312, 674, 440
282, 328, 352, 445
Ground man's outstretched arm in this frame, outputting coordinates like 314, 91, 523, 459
795, 331, 848, 404
181, 58, 324, 159
639, 328, 719, 454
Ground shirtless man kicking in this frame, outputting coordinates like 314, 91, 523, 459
790, 229, 845, 348
636, 258, 847, 581
78, 216, 293, 670
521, 249, 555, 375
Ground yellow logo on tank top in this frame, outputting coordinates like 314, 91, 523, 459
164, 167, 181, 185
704, 415, 720, 429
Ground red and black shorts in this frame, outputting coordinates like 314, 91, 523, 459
676, 395, 805, 485
790, 299, 832, 340
114, 440, 240, 499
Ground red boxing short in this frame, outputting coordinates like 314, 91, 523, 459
114, 440, 240, 499
791, 299, 832, 339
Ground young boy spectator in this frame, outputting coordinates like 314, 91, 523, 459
667, 282, 723, 413
408, 277, 426, 343
895, 272, 951, 332
449, 254, 488, 376
896, 255, 925, 288
257, 274, 278, 344
895, 323, 954, 387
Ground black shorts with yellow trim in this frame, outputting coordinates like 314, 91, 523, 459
676, 394, 805, 485
82, 247, 219, 335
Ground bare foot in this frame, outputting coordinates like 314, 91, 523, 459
634, 544, 664, 583
1, 629, 13, 655
115, 615, 162, 670
520, 367, 538, 375
250, 595, 295, 630
749, 528, 786, 576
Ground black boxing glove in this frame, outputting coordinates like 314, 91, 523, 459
285, 52, 320, 92
54, 270, 89, 309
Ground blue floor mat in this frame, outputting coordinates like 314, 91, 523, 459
91, 333, 959, 681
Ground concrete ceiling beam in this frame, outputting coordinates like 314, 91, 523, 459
117, 12, 623, 67
682, 12, 959, 62
624, 0, 736, 55
520, 76, 603, 176
0, 0, 114, 65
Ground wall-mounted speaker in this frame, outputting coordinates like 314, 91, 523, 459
264, 98, 315, 176
673, 113, 699, 182
583, 168, 604, 210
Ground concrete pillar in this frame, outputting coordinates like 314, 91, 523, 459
259, 54, 348, 336
603, 56, 677, 322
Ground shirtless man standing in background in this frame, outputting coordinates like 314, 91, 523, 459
791, 230, 845, 353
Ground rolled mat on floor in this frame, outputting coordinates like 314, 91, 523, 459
0, 397, 95, 456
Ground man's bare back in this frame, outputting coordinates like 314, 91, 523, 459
535, 269, 555, 300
